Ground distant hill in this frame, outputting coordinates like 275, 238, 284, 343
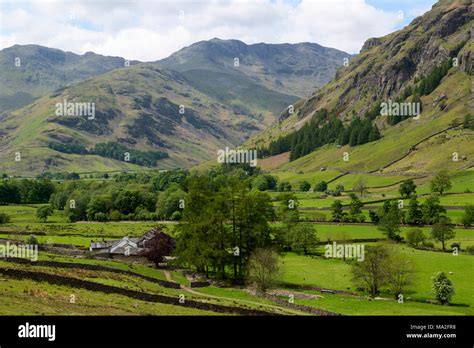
0, 63, 271, 174
0, 45, 138, 113
158, 38, 352, 99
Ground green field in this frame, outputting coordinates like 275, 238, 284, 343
279, 248, 474, 315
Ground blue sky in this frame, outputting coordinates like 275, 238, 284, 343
0, 0, 438, 61
367, 0, 435, 26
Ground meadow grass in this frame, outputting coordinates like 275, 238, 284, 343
279, 247, 473, 315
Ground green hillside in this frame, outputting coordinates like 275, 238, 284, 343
0, 44, 138, 113
0, 63, 270, 174
246, 1, 472, 179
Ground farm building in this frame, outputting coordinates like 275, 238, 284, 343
89, 227, 175, 261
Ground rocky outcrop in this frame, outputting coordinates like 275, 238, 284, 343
295, 1, 473, 122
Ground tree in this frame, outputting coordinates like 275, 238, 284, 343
406, 196, 423, 225
432, 272, 455, 305
368, 210, 380, 223
276, 193, 299, 224
299, 181, 311, 192
431, 217, 455, 250
385, 248, 416, 299
411, 93, 422, 115
156, 184, 185, 220
406, 228, 426, 247
352, 244, 390, 297
349, 127, 360, 146
65, 193, 90, 222
399, 179, 417, 198
175, 174, 274, 280
290, 223, 318, 255
331, 200, 345, 222
463, 114, 474, 130
36, 205, 53, 222
86, 195, 112, 221
113, 189, 155, 216
378, 201, 401, 240
140, 228, 175, 268
353, 179, 367, 197
461, 204, 474, 227
247, 248, 281, 293
263, 174, 278, 190
278, 181, 292, 192
26, 234, 39, 245
430, 170, 452, 195
421, 196, 446, 224
49, 191, 69, 210
0, 181, 21, 204
20, 179, 55, 204
348, 193, 364, 222
151, 169, 188, 191
251, 175, 268, 191
0, 212, 10, 224
368, 125, 381, 142
314, 181, 327, 192
334, 184, 345, 196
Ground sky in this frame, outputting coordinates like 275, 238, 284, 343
0, 0, 436, 61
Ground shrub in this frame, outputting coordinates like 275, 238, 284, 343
466, 245, 474, 255
170, 211, 182, 221
357, 214, 366, 223
461, 204, 474, 227
422, 240, 435, 249
94, 212, 108, 222
0, 212, 10, 224
368, 210, 380, 224
26, 235, 39, 245
406, 228, 426, 247
277, 181, 292, 192
299, 181, 311, 192
109, 210, 122, 221
251, 176, 268, 191
314, 181, 328, 192
432, 272, 455, 305
450, 242, 461, 252
247, 248, 281, 292
36, 205, 53, 222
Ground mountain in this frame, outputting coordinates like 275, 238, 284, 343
0, 62, 274, 174
0, 40, 350, 175
158, 38, 352, 99
247, 0, 473, 175
0, 45, 139, 113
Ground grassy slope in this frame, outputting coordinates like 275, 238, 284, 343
0, 62, 278, 175
280, 248, 474, 315
277, 70, 471, 174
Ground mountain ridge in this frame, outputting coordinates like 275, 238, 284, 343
158, 38, 352, 98
0, 44, 140, 113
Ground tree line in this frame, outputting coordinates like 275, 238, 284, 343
48, 141, 168, 167
259, 108, 381, 161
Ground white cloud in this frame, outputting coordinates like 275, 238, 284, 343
0, 0, 417, 61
